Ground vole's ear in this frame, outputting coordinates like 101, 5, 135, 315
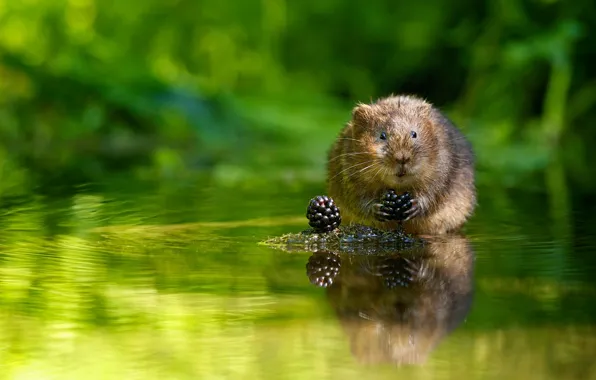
352, 103, 372, 126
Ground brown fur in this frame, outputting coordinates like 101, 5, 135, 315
327, 95, 476, 235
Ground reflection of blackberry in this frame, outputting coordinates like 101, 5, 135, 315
306, 252, 341, 287
306, 195, 341, 232
378, 256, 416, 289
380, 190, 413, 221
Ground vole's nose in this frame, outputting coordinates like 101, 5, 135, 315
396, 155, 411, 164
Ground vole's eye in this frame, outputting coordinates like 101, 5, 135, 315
379, 132, 387, 141
410, 131, 417, 139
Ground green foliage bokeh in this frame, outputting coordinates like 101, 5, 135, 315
0, 0, 595, 190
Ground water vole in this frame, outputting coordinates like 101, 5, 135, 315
327, 95, 476, 235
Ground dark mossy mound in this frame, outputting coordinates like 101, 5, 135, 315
261, 224, 423, 254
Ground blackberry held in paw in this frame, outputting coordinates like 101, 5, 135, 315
306, 195, 341, 232
327, 94, 477, 235
378, 190, 413, 221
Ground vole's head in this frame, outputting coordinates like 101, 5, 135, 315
349, 95, 439, 188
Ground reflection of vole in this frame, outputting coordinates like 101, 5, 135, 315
327, 95, 476, 234
307, 236, 474, 365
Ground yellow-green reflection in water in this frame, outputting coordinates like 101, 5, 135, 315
0, 182, 595, 380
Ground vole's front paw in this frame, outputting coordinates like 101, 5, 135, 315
373, 202, 392, 222
402, 198, 420, 221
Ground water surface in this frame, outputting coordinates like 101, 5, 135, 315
1, 175, 595, 380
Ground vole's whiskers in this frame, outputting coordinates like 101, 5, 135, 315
370, 165, 385, 183
328, 151, 370, 162
328, 160, 375, 181
382, 166, 391, 181
349, 161, 379, 179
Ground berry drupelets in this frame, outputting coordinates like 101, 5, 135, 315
306, 195, 341, 232
306, 252, 341, 287
377, 256, 416, 289
380, 190, 413, 221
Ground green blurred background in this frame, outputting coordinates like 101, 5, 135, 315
0, 0, 594, 192
2, 2, 596, 378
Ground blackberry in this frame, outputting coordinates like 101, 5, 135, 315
306, 195, 341, 232
380, 190, 413, 221
306, 251, 341, 287
377, 256, 416, 289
